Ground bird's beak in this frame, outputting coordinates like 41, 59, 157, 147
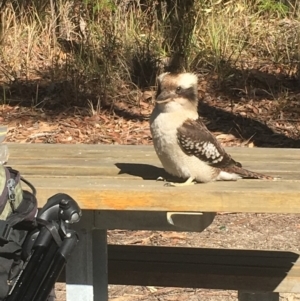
155, 90, 174, 104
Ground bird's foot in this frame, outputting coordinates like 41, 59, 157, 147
156, 176, 166, 182
164, 177, 196, 187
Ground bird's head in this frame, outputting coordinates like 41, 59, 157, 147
155, 72, 198, 113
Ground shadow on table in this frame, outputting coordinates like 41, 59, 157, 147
115, 162, 179, 181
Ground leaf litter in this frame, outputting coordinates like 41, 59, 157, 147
1, 72, 300, 301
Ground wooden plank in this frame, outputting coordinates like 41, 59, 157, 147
107, 245, 300, 293
8, 158, 300, 170
6, 144, 300, 178
20, 176, 300, 213
7, 161, 299, 178
5, 151, 300, 178
108, 245, 300, 267
5, 143, 297, 155
6, 143, 300, 162
5, 143, 300, 213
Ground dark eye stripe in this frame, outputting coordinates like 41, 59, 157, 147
179, 87, 196, 100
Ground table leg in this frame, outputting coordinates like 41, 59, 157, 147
238, 291, 279, 301
66, 224, 108, 301
93, 229, 108, 301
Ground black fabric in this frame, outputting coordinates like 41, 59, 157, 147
0, 238, 24, 300
0, 166, 37, 300
0, 167, 79, 300
0, 207, 36, 299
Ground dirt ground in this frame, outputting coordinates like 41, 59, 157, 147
53, 212, 300, 301
1, 70, 300, 301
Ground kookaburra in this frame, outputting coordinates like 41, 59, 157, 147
150, 72, 272, 186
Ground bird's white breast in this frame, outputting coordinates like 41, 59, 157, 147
150, 107, 215, 182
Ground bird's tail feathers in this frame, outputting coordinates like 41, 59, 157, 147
223, 166, 275, 180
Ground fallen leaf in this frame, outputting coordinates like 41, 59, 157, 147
147, 286, 157, 293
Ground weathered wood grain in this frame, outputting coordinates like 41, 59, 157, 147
108, 245, 300, 293
7, 143, 300, 162
6, 160, 299, 177
5, 143, 300, 213
9, 143, 298, 300
6, 144, 300, 177
17, 176, 300, 213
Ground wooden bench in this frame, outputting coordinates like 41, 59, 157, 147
7, 143, 300, 301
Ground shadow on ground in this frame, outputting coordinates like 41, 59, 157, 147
1, 62, 300, 148
199, 102, 300, 148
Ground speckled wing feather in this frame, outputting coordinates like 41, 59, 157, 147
177, 118, 242, 168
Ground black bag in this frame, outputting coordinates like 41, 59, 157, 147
0, 165, 81, 301
0, 165, 37, 299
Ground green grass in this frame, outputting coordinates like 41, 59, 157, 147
0, 0, 299, 107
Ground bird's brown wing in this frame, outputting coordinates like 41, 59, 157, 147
177, 118, 241, 168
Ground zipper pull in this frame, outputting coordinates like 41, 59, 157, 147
7, 178, 16, 212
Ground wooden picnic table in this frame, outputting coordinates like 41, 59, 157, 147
6, 143, 300, 301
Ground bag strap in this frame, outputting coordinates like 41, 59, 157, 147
6, 167, 36, 196
20, 176, 36, 196
0, 167, 37, 245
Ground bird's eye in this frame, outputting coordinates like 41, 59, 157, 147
176, 86, 182, 93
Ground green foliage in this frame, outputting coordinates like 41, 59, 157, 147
83, 0, 116, 17
0, 0, 300, 108
257, 0, 289, 17
84, 0, 116, 10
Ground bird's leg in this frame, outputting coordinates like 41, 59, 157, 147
164, 176, 196, 187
